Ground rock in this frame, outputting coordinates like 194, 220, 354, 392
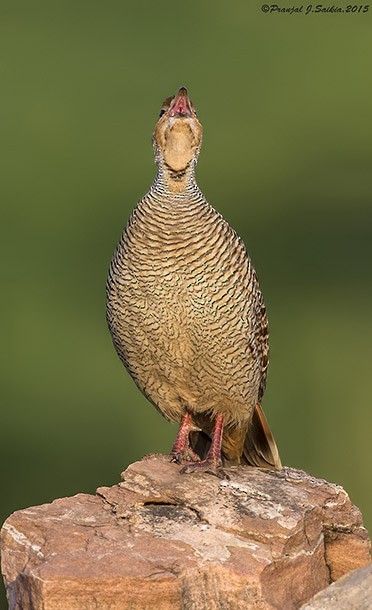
1, 455, 370, 610
300, 563, 372, 609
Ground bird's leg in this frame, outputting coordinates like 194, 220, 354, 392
171, 411, 201, 464
180, 414, 227, 478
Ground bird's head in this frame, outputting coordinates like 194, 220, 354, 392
152, 87, 203, 178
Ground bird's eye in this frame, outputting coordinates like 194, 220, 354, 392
159, 96, 174, 118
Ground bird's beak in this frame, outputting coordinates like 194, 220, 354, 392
169, 87, 193, 118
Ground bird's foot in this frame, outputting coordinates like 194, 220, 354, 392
171, 448, 201, 464
179, 458, 229, 479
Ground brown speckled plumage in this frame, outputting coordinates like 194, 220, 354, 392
106, 87, 281, 475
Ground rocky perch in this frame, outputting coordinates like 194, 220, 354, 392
1, 455, 370, 610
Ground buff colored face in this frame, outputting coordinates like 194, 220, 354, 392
153, 89, 203, 173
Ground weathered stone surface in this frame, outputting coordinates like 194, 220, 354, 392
300, 563, 372, 609
1, 455, 370, 610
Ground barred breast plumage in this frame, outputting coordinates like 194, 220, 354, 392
106, 87, 281, 476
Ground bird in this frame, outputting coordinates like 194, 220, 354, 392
106, 86, 282, 477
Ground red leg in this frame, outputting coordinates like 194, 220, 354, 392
171, 411, 201, 463
207, 413, 224, 461
180, 414, 227, 478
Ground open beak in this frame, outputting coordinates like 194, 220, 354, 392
169, 87, 193, 118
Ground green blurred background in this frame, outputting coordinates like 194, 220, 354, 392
1, 1, 371, 606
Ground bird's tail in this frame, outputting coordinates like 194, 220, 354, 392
241, 403, 282, 470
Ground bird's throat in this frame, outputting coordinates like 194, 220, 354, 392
155, 160, 197, 194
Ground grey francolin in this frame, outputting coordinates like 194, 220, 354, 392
106, 87, 281, 476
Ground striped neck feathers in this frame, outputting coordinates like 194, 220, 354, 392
152, 158, 199, 195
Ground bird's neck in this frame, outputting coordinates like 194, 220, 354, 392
151, 159, 201, 197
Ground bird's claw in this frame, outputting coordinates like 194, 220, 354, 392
170, 449, 201, 464
179, 458, 229, 479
